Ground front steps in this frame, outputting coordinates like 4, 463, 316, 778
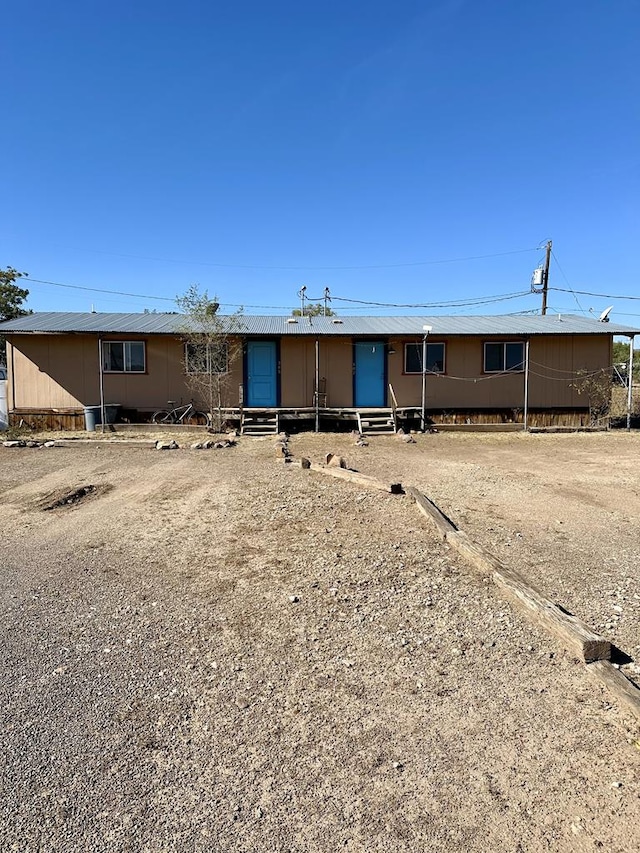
241, 411, 280, 436
356, 409, 396, 435
238, 408, 396, 436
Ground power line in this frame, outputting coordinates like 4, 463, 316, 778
25, 276, 536, 313
550, 287, 640, 301
48, 245, 539, 271
28, 277, 175, 302
25, 278, 296, 311
331, 291, 532, 308
550, 250, 585, 314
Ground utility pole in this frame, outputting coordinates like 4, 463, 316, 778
541, 239, 552, 315
323, 287, 331, 317
298, 285, 307, 317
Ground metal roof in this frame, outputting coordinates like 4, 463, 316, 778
1, 311, 638, 337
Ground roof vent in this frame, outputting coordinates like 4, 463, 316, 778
332, 318, 343, 324
286, 317, 298, 324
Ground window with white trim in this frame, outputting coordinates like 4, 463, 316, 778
185, 342, 229, 375
404, 342, 445, 374
484, 341, 524, 373
102, 341, 145, 373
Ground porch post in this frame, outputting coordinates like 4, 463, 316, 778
9, 341, 16, 414
315, 338, 320, 433
421, 325, 432, 432
627, 335, 634, 432
523, 338, 530, 431
98, 338, 106, 434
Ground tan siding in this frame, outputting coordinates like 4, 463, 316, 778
280, 338, 353, 407
8, 334, 245, 412
325, 338, 353, 406
280, 338, 314, 406
527, 335, 611, 407
10, 336, 94, 408
389, 335, 611, 410
7, 331, 612, 415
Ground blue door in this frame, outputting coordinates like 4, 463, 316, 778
354, 341, 386, 407
247, 341, 278, 407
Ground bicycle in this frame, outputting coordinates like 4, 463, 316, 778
151, 400, 211, 427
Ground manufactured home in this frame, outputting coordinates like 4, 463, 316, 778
0, 312, 637, 431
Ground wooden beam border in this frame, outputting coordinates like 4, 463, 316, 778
407, 485, 640, 720
291, 457, 639, 721
293, 458, 403, 494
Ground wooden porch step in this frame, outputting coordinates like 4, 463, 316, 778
356, 410, 396, 435
241, 411, 280, 436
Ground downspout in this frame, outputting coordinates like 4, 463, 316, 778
315, 338, 319, 434
627, 335, 634, 432
523, 338, 530, 431
98, 338, 106, 434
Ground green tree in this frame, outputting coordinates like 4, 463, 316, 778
612, 340, 639, 381
613, 341, 629, 364
292, 302, 335, 317
176, 285, 244, 432
1, 267, 30, 362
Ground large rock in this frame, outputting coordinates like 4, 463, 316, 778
156, 440, 179, 450
3, 440, 26, 448
325, 453, 347, 469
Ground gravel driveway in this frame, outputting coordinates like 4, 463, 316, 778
1, 433, 639, 852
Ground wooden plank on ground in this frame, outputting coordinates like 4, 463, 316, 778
446, 529, 507, 575
296, 458, 403, 494
409, 486, 611, 664
406, 486, 457, 539
492, 564, 611, 663
587, 661, 640, 722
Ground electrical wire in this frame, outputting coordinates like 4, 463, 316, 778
47, 245, 539, 271
551, 250, 586, 314
526, 367, 609, 382
330, 291, 532, 309
550, 287, 640, 301
24, 275, 638, 318
24, 276, 536, 313
410, 365, 610, 383
27, 277, 175, 302
420, 370, 521, 382
528, 359, 604, 376
25, 278, 299, 311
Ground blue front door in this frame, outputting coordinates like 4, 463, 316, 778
247, 341, 278, 407
354, 340, 386, 407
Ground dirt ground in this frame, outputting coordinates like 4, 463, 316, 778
0, 430, 639, 852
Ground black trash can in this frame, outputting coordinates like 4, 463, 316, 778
103, 404, 121, 424
84, 404, 121, 431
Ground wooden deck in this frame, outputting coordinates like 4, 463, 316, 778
8, 405, 593, 432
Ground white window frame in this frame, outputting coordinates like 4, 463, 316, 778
102, 341, 146, 373
483, 341, 525, 373
404, 341, 446, 374
185, 342, 229, 375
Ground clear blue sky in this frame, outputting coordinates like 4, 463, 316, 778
2, 0, 638, 321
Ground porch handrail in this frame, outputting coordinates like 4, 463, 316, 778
388, 383, 398, 431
